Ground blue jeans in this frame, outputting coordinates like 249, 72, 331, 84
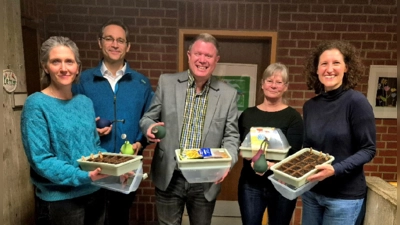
35, 189, 106, 225
301, 191, 364, 225
238, 183, 297, 225
155, 170, 216, 225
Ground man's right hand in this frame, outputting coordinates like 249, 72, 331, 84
146, 122, 165, 143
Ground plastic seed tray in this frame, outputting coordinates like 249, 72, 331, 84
175, 148, 232, 183
270, 148, 334, 188
239, 127, 291, 160
92, 162, 147, 194
268, 175, 318, 200
77, 152, 143, 176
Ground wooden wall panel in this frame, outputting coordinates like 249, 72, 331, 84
2, 0, 35, 224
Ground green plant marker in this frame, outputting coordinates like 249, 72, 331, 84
120, 140, 134, 155
252, 138, 268, 173
253, 150, 268, 173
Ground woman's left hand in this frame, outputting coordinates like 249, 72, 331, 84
120, 171, 135, 187
250, 161, 275, 176
307, 164, 335, 182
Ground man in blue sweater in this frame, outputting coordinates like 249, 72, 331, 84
72, 19, 153, 225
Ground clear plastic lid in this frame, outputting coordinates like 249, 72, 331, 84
241, 127, 290, 150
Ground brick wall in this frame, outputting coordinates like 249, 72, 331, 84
21, 0, 397, 224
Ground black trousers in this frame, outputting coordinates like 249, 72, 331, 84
104, 189, 136, 225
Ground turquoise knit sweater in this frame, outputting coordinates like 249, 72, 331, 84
21, 92, 106, 201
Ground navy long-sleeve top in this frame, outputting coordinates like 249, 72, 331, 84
238, 106, 304, 188
303, 86, 376, 199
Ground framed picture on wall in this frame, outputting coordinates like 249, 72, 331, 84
213, 63, 258, 114
367, 65, 397, 119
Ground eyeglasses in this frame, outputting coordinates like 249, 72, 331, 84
100, 36, 128, 45
264, 80, 286, 87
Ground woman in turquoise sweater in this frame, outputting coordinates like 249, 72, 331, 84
21, 36, 108, 225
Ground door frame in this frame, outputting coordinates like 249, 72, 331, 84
178, 29, 277, 72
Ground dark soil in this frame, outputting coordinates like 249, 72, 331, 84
87, 155, 132, 165
276, 151, 329, 178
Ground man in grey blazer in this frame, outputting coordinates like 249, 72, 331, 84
140, 33, 240, 225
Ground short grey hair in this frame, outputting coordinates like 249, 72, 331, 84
40, 36, 82, 88
188, 33, 220, 55
262, 62, 289, 84
260, 62, 290, 104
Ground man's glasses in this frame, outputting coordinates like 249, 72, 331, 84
264, 80, 286, 87
100, 36, 128, 45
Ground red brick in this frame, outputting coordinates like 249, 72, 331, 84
386, 25, 396, 32
291, 91, 305, 99
161, 18, 177, 27
162, 1, 177, 8
342, 33, 367, 40
371, 0, 396, 6
376, 141, 386, 149
338, 5, 351, 13
310, 23, 322, 31
280, 4, 298, 12
364, 165, 378, 171
382, 119, 397, 125
278, 57, 296, 65
291, 32, 316, 40
148, 36, 160, 44
317, 33, 341, 40
325, 5, 338, 13
384, 157, 396, 164
292, 14, 317, 22
219, 3, 229, 28
279, 40, 297, 48
348, 24, 361, 32
317, 14, 341, 23
62, 5, 88, 14
381, 134, 396, 141
376, 126, 388, 133
308, 5, 321, 13
368, 33, 392, 41
372, 157, 384, 163
161, 54, 176, 62
141, 27, 165, 35
290, 49, 312, 57
165, 9, 178, 18
297, 23, 310, 31
140, 9, 165, 17
382, 173, 395, 181
379, 165, 397, 172
88, 6, 112, 15
192, 2, 203, 27
379, 150, 397, 156
386, 142, 397, 149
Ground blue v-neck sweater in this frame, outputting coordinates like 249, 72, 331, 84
21, 93, 105, 201
303, 86, 376, 199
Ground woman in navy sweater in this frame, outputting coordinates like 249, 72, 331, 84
301, 40, 376, 225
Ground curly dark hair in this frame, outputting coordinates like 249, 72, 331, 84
303, 40, 364, 94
